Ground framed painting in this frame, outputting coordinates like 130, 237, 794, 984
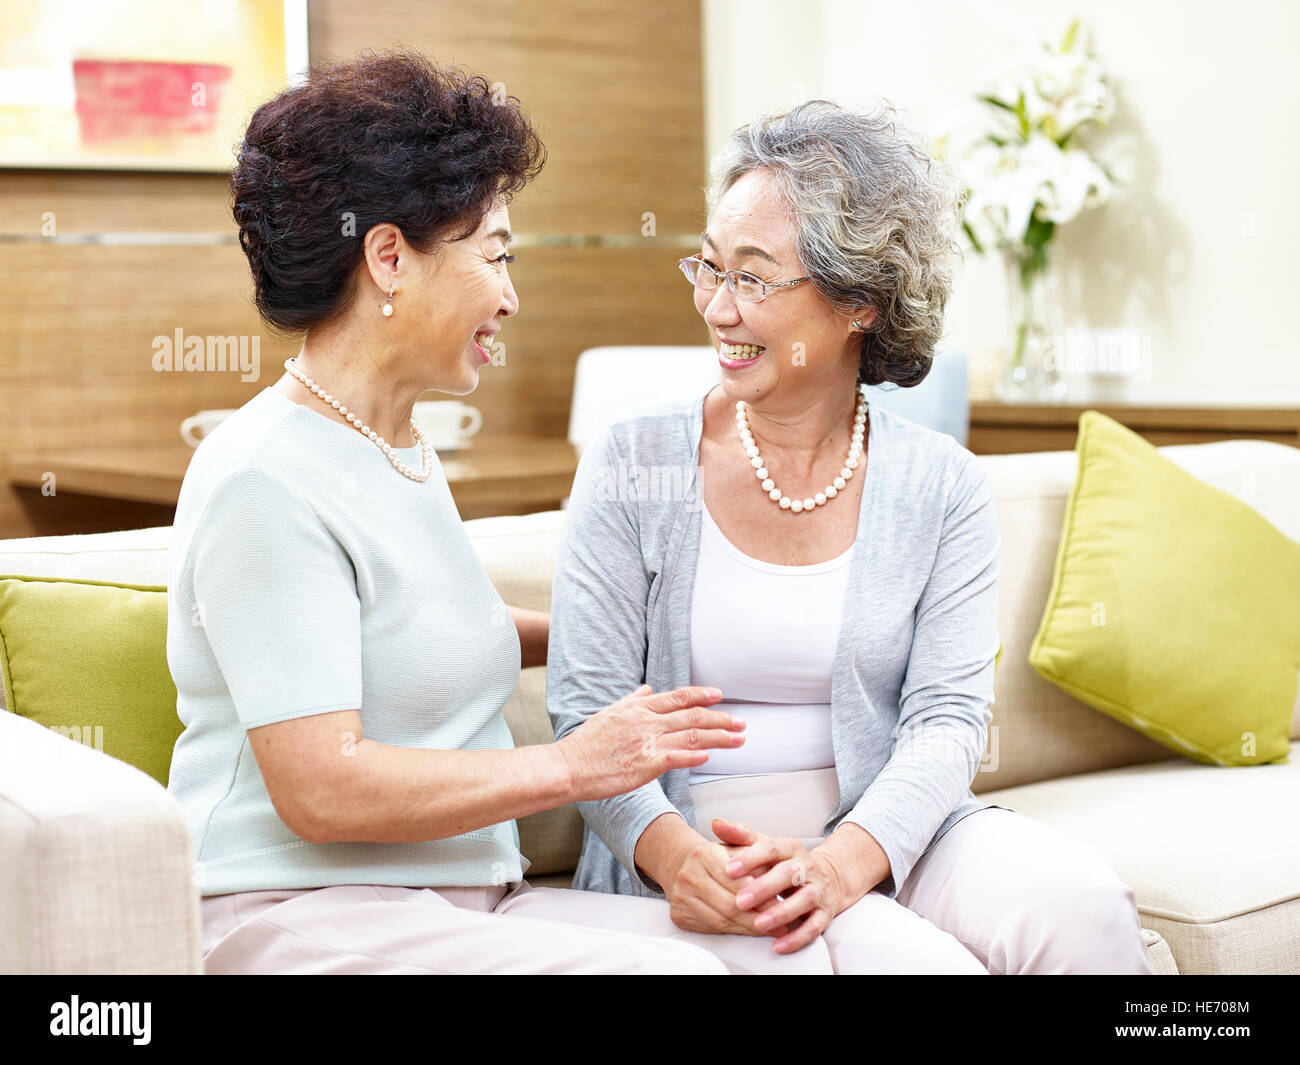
0, 0, 308, 171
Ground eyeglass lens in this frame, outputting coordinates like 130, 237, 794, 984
682, 258, 764, 301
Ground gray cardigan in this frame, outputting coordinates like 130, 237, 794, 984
547, 386, 1012, 900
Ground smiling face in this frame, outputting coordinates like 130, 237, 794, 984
695, 168, 872, 408
404, 197, 518, 396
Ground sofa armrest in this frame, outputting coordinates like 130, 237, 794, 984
0, 711, 202, 974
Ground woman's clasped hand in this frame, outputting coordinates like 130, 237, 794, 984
660, 818, 848, 952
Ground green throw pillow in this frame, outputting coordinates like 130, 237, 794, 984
1028, 410, 1300, 766
0, 575, 181, 786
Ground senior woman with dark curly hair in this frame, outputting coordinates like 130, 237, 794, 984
164, 49, 762, 975
545, 100, 1155, 975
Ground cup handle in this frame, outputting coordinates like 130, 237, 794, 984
180, 416, 204, 448
460, 407, 483, 437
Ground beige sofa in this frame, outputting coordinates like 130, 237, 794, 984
2, 437, 1298, 975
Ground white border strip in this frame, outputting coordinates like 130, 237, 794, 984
283, 0, 311, 86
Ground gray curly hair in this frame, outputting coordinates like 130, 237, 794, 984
707, 99, 964, 388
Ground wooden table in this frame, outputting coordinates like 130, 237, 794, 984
5, 435, 580, 521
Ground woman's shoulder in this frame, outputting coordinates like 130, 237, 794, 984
581, 388, 708, 462
865, 400, 984, 502
179, 392, 286, 482
175, 390, 346, 527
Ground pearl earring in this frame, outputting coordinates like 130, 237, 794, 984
382, 283, 394, 317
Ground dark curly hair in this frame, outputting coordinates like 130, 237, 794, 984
230, 48, 546, 333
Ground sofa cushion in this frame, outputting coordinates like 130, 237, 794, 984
0, 526, 173, 715
975, 438, 1300, 794
461, 509, 566, 615
1027, 411, 1300, 766
0, 575, 182, 788
0, 525, 172, 586
978, 740, 1300, 975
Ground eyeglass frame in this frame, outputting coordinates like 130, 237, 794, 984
678, 255, 811, 303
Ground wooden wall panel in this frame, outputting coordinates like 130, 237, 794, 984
0, 243, 287, 447
309, 0, 707, 235
0, 172, 234, 233
0, 0, 705, 538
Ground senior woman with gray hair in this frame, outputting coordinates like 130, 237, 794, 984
546, 99, 1155, 974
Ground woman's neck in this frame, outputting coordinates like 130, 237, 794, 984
279, 330, 424, 448
726, 375, 863, 482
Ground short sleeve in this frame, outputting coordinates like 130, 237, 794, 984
188, 467, 363, 729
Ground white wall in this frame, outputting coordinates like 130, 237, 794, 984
703, 0, 1300, 402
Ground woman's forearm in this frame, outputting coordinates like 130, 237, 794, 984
815, 822, 892, 911
510, 606, 549, 669
288, 688, 734, 846
288, 729, 576, 844
632, 811, 703, 891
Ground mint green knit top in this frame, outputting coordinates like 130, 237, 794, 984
166, 388, 526, 896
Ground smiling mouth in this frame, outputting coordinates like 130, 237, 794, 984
720, 343, 764, 360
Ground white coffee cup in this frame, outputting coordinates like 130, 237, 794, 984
412, 401, 483, 450
180, 409, 236, 448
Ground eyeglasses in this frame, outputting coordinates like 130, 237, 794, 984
678, 255, 810, 303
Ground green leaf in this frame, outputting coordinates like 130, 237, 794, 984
976, 93, 1016, 113
1026, 215, 1055, 244
1060, 18, 1079, 53
1024, 215, 1056, 265
1016, 91, 1030, 139
962, 219, 985, 255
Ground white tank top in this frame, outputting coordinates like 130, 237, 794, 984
688, 499, 854, 784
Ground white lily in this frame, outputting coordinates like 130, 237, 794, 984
936, 17, 1126, 256
1038, 146, 1114, 224
960, 134, 1068, 246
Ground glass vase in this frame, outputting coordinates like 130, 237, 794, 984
996, 252, 1065, 402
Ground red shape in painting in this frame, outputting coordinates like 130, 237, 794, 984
72, 60, 233, 144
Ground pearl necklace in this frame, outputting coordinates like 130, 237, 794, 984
283, 358, 433, 482
737, 386, 867, 513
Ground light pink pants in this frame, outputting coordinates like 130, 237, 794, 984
200, 768, 1154, 975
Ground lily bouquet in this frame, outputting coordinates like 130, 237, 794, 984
935, 19, 1127, 393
